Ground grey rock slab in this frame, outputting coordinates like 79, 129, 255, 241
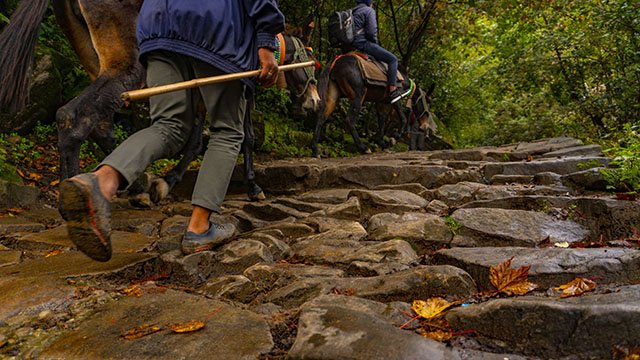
111, 209, 166, 232
542, 144, 603, 158
0, 180, 41, 208
243, 263, 345, 293
320, 163, 452, 189
0, 250, 155, 321
257, 221, 316, 240
561, 167, 608, 191
483, 156, 611, 180
509, 136, 584, 155
289, 295, 462, 360
367, 212, 453, 254
446, 285, 640, 359
159, 215, 188, 237
0, 216, 46, 236
314, 196, 362, 221
159, 250, 215, 285
425, 182, 490, 206
259, 163, 322, 194
459, 196, 640, 242
41, 289, 273, 360
489, 174, 534, 185
0, 249, 21, 267
242, 202, 309, 221
348, 189, 428, 215
273, 197, 331, 213
291, 238, 415, 266
301, 217, 366, 234
295, 188, 353, 204
373, 182, 430, 196
451, 208, 588, 247
434, 247, 640, 290
201, 275, 257, 303
265, 265, 477, 308
210, 239, 274, 277
242, 232, 292, 260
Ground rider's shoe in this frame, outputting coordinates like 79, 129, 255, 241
389, 88, 412, 104
181, 222, 236, 254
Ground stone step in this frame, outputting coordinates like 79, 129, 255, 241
41, 289, 273, 360
433, 246, 640, 290
446, 285, 640, 359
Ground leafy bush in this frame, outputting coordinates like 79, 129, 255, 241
600, 123, 640, 193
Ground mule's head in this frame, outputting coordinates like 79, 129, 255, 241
410, 84, 437, 135
279, 28, 321, 112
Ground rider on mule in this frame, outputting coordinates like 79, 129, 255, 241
351, 0, 411, 104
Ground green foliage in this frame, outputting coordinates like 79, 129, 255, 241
600, 123, 640, 193
444, 216, 462, 234
255, 87, 315, 157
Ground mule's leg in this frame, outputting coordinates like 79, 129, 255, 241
345, 94, 369, 154
311, 81, 339, 158
53, 0, 100, 78
242, 97, 265, 201
375, 106, 386, 149
57, 0, 145, 179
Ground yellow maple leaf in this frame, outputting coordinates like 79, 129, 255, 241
553, 278, 596, 298
412, 298, 454, 319
489, 257, 537, 295
168, 320, 206, 333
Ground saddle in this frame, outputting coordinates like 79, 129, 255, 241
347, 51, 405, 87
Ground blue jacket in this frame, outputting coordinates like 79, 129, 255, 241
137, 0, 285, 88
352, 4, 378, 45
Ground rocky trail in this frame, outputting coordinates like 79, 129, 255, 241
0, 137, 638, 359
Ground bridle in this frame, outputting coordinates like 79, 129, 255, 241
276, 33, 318, 98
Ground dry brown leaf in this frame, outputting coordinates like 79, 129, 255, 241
120, 324, 161, 340
489, 257, 537, 295
168, 320, 206, 333
412, 298, 454, 319
553, 278, 596, 298
417, 317, 453, 342
44, 250, 64, 258
122, 284, 143, 297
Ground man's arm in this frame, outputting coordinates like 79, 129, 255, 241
244, 0, 285, 87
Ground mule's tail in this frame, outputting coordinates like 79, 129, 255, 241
0, 0, 49, 113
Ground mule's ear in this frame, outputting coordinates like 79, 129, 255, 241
426, 83, 436, 97
302, 15, 315, 45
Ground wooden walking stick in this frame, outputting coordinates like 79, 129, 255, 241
121, 61, 316, 102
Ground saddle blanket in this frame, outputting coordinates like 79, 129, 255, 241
349, 52, 404, 87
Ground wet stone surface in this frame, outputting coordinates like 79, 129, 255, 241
1, 137, 639, 359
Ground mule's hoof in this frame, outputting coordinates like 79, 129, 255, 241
129, 192, 152, 209
149, 178, 170, 204
249, 191, 266, 201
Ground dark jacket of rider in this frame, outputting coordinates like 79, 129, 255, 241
136, 0, 285, 88
352, 1, 378, 45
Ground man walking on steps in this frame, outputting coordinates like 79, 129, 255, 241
58, 0, 285, 262
351, 0, 411, 104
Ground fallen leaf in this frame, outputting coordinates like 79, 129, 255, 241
417, 317, 453, 342
412, 298, 454, 319
489, 257, 537, 295
122, 284, 143, 297
553, 278, 596, 298
121, 324, 162, 340
50, 179, 60, 187
44, 250, 63, 258
168, 320, 206, 333
554, 241, 570, 248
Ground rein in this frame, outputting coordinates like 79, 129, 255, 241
276, 34, 317, 98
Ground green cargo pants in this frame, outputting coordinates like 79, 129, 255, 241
101, 50, 246, 212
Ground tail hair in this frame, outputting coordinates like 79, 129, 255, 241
0, 0, 49, 113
